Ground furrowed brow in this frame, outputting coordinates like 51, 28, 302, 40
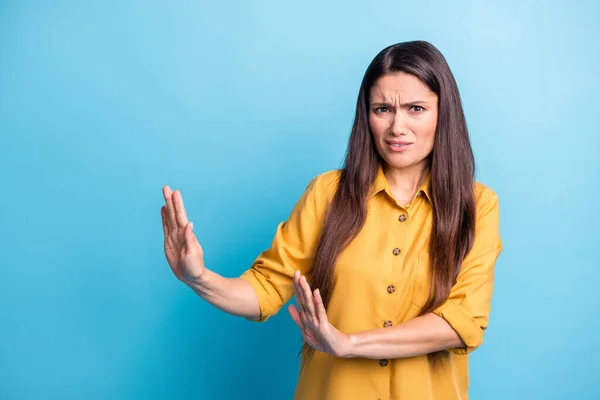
371, 100, 429, 107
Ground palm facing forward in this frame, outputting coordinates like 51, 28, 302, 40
161, 185, 205, 283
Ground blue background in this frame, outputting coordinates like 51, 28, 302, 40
1, 1, 598, 399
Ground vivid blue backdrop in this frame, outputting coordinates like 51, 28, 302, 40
1, 1, 598, 399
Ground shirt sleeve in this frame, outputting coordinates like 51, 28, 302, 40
239, 173, 330, 322
431, 187, 503, 355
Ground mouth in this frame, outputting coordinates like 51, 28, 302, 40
385, 140, 413, 152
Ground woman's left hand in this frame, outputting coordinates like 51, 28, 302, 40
288, 270, 353, 358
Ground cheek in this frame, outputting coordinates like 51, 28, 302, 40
412, 122, 436, 158
421, 139, 434, 160
420, 117, 437, 149
368, 115, 382, 136
422, 130, 436, 151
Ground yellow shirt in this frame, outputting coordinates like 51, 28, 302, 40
240, 163, 503, 400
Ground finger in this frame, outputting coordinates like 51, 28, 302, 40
289, 306, 312, 343
291, 310, 315, 345
288, 304, 305, 330
172, 190, 189, 228
161, 206, 169, 240
183, 222, 198, 255
293, 270, 308, 314
302, 330, 319, 350
314, 288, 328, 324
162, 186, 177, 230
300, 275, 317, 320
292, 270, 303, 309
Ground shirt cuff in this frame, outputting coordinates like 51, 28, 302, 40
239, 269, 278, 322
432, 300, 485, 355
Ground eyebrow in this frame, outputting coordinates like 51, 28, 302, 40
370, 100, 430, 107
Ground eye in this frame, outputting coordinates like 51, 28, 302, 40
374, 106, 389, 113
410, 105, 425, 113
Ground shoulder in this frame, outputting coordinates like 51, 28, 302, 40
317, 168, 342, 189
307, 168, 342, 198
474, 181, 500, 215
290, 169, 341, 220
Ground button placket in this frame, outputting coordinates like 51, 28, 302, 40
387, 209, 405, 336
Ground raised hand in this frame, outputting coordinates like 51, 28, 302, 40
161, 185, 205, 284
288, 270, 353, 358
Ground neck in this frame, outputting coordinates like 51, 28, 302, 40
382, 161, 430, 193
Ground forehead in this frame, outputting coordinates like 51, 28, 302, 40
370, 71, 436, 100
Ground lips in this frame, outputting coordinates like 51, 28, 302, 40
385, 140, 413, 145
386, 140, 413, 152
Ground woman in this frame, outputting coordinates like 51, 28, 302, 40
161, 40, 503, 400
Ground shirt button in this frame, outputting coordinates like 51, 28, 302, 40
392, 248, 401, 256
379, 359, 389, 367
387, 285, 396, 294
384, 320, 393, 328
398, 214, 407, 222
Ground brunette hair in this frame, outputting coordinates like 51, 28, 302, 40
299, 40, 476, 368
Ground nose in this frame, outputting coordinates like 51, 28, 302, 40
390, 111, 408, 136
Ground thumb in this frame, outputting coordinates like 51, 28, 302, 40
185, 221, 194, 242
185, 222, 201, 252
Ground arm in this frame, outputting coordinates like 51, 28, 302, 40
346, 313, 463, 359
346, 188, 503, 359
161, 186, 263, 321
184, 173, 329, 323
185, 269, 262, 321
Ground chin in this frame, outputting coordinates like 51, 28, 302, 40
381, 153, 430, 171
384, 160, 413, 169
378, 145, 432, 169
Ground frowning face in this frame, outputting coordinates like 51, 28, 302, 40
369, 71, 439, 171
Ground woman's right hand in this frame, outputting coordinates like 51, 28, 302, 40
161, 185, 206, 284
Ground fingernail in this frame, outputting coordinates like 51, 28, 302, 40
190, 222, 194, 230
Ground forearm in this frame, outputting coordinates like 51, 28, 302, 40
346, 313, 464, 359
186, 268, 261, 321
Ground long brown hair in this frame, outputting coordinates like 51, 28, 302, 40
299, 40, 476, 368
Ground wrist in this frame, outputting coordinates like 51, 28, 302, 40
343, 333, 359, 358
184, 268, 212, 290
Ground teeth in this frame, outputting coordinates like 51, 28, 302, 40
390, 144, 405, 147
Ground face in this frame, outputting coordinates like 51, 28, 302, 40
368, 71, 439, 172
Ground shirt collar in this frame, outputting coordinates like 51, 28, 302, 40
369, 163, 432, 202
